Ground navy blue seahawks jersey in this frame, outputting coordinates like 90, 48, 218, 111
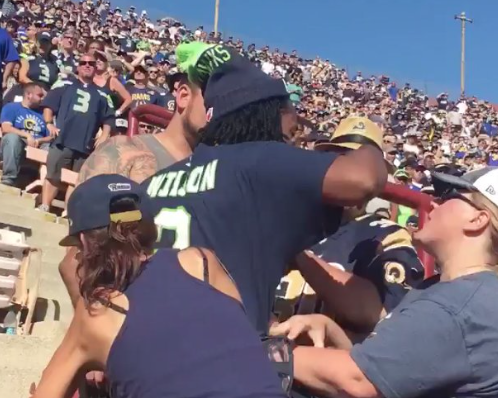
54, 52, 79, 75
143, 142, 342, 335
27, 55, 59, 89
128, 86, 163, 109
41, 79, 115, 154
117, 37, 136, 53
311, 214, 425, 311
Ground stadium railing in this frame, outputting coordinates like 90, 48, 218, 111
380, 182, 434, 278
127, 104, 174, 137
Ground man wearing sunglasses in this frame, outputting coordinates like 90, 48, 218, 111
39, 53, 115, 212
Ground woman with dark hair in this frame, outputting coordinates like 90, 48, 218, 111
33, 174, 286, 398
93, 51, 132, 135
18, 33, 59, 90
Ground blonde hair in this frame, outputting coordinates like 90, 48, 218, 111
471, 192, 498, 262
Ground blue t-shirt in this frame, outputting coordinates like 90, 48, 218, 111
143, 142, 342, 335
0, 102, 48, 139
351, 271, 498, 398
0, 27, 19, 94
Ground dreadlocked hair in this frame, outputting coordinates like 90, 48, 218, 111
198, 97, 287, 146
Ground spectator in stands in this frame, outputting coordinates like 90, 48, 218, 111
33, 174, 287, 398
0, 25, 19, 97
272, 168, 498, 398
0, 82, 51, 186
38, 53, 115, 212
93, 50, 132, 134
127, 65, 163, 109
18, 32, 59, 90
54, 29, 79, 76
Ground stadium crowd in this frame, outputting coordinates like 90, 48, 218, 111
0, 1, 497, 398
0, 0, 497, 202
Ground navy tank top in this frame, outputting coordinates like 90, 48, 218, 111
106, 248, 286, 398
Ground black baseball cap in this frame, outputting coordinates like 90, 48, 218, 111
59, 174, 153, 247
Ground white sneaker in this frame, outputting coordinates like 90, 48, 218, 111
36, 204, 50, 212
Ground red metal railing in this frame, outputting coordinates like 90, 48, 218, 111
380, 183, 434, 278
127, 104, 174, 137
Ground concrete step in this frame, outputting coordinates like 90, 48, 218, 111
0, 185, 74, 398
0, 210, 68, 237
0, 331, 66, 398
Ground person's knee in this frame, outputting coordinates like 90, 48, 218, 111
1, 133, 24, 151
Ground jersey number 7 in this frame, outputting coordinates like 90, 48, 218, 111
154, 206, 192, 249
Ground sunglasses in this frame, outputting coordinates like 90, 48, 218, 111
436, 189, 478, 209
139, 124, 153, 130
79, 61, 96, 67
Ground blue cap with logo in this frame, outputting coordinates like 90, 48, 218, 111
59, 174, 153, 247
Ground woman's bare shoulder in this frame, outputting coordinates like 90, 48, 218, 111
75, 293, 129, 338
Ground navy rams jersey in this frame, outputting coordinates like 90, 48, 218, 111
311, 214, 425, 311
157, 90, 176, 112
143, 142, 342, 335
27, 55, 59, 89
128, 86, 163, 109
41, 79, 115, 154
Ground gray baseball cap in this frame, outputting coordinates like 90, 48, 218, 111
432, 167, 498, 207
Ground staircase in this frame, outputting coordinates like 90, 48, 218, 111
0, 185, 72, 398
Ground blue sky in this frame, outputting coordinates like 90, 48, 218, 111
118, 0, 497, 102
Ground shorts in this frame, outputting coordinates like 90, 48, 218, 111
46, 144, 88, 182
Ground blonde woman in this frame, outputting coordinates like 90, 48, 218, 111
272, 167, 498, 398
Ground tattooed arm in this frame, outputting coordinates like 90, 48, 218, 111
77, 136, 159, 185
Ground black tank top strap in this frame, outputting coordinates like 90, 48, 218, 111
105, 76, 113, 92
96, 296, 128, 315
194, 247, 209, 283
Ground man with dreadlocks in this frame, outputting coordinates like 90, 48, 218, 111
143, 43, 388, 337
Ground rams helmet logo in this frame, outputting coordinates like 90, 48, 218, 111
353, 122, 365, 131
108, 183, 131, 192
384, 262, 406, 284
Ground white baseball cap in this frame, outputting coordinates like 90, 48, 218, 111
432, 167, 498, 208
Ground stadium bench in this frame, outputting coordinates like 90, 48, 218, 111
0, 228, 41, 335
24, 146, 48, 194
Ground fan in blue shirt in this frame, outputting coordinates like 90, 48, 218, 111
0, 82, 52, 186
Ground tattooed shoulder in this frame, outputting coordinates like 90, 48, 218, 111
77, 136, 153, 185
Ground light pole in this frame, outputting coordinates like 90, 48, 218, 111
214, 0, 220, 37
454, 12, 473, 96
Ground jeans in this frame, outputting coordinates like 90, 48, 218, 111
1, 134, 49, 184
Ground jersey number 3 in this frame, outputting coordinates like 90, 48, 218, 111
39, 64, 50, 83
73, 89, 91, 113
155, 206, 191, 249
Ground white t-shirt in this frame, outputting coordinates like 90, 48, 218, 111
261, 62, 275, 75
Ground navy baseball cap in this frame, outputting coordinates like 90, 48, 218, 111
202, 45, 289, 121
59, 174, 153, 247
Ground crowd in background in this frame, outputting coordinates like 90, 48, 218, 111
1, 0, 498, 198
